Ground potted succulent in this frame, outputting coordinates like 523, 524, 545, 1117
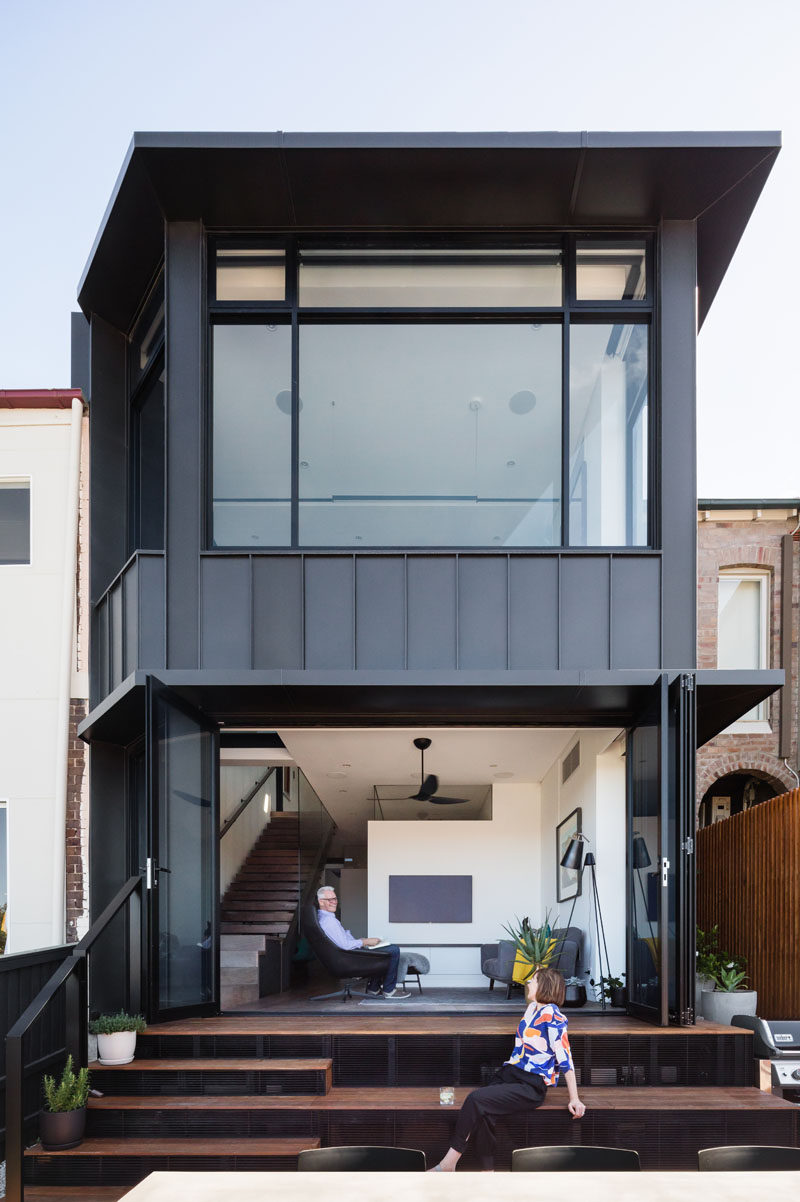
39, 1055, 90, 1150
89, 1010, 147, 1065
590, 973, 627, 1008
702, 959, 757, 1026
502, 911, 559, 984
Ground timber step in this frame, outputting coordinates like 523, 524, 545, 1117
221, 923, 290, 935
88, 1057, 332, 1095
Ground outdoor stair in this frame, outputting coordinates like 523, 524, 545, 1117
23, 1016, 800, 1190
220, 813, 318, 1007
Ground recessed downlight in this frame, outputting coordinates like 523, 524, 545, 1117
509, 390, 536, 415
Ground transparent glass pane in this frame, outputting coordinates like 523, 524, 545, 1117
299, 249, 562, 307
0, 479, 31, 564
129, 272, 165, 389
299, 323, 562, 547
212, 324, 292, 546
576, 242, 647, 301
157, 700, 214, 1010
216, 248, 285, 302
132, 366, 165, 551
569, 324, 648, 546
629, 723, 661, 1015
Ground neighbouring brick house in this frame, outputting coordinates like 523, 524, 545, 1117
696, 498, 799, 827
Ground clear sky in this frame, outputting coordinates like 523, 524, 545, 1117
1, 0, 797, 498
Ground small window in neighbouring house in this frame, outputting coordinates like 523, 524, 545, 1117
0, 480, 30, 565
718, 571, 770, 720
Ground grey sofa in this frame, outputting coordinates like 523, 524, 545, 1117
481, 926, 582, 998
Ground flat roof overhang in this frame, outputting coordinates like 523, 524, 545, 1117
77, 668, 784, 747
77, 130, 780, 334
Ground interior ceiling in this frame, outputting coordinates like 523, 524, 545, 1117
275, 726, 583, 849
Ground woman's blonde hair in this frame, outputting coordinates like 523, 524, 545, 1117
528, 967, 565, 1007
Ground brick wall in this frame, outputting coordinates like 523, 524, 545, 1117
66, 698, 88, 942
696, 511, 799, 812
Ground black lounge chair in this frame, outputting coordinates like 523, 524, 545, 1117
698, 1146, 800, 1171
298, 1145, 426, 1171
302, 899, 392, 1002
512, 1145, 641, 1171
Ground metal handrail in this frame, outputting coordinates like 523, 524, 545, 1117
4, 874, 143, 1202
220, 766, 276, 840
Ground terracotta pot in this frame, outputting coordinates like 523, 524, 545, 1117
39, 1106, 86, 1151
97, 1029, 137, 1065
702, 989, 757, 1026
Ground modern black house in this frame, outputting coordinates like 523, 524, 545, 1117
73, 130, 783, 1031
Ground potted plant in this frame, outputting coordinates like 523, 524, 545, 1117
590, 973, 627, 1008
702, 958, 757, 1025
562, 975, 587, 1008
39, 1055, 90, 1150
89, 1010, 147, 1065
502, 911, 559, 984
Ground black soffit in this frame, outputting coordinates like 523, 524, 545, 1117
76, 668, 783, 747
77, 130, 780, 333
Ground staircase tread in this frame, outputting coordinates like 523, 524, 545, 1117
26, 1136, 319, 1157
85, 1085, 795, 1112
89, 1057, 331, 1072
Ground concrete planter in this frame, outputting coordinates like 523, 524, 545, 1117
97, 1029, 138, 1065
702, 988, 757, 1026
695, 974, 715, 1017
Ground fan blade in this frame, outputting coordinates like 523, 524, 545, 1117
427, 795, 469, 805
408, 774, 439, 801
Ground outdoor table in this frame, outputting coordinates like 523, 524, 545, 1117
119, 1169, 800, 1201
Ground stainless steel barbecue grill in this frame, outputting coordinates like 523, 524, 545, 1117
732, 1015, 800, 1102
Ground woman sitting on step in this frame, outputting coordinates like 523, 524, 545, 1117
429, 967, 586, 1172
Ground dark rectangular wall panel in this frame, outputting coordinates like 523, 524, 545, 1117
660, 221, 697, 668
88, 742, 129, 1016
458, 557, 507, 668
355, 557, 405, 669
95, 602, 110, 702
252, 557, 303, 668
165, 221, 202, 669
138, 555, 165, 668
200, 557, 251, 668
509, 557, 559, 669
89, 315, 127, 604
611, 556, 662, 668
561, 557, 610, 669
389, 875, 472, 923
407, 557, 457, 670
304, 557, 354, 669
110, 582, 123, 691
122, 560, 138, 678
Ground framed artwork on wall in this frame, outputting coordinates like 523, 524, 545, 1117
556, 806, 582, 903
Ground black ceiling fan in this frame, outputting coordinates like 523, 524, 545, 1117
404, 738, 468, 805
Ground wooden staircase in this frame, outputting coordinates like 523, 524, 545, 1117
220, 813, 317, 1008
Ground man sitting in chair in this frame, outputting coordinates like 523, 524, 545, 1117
316, 886, 410, 999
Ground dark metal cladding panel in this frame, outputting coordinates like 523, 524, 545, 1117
252, 557, 304, 669
200, 557, 251, 669
165, 222, 203, 670
95, 601, 110, 700
304, 557, 355, 669
138, 556, 166, 668
611, 556, 662, 668
355, 556, 406, 669
70, 311, 90, 400
561, 557, 610, 669
458, 557, 507, 669
110, 581, 123, 691
122, 559, 138, 677
407, 556, 457, 670
508, 556, 559, 669
89, 315, 127, 604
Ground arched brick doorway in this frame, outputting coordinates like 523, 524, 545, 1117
697, 767, 788, 829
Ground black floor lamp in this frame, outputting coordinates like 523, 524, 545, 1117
560, 833, 612, 1011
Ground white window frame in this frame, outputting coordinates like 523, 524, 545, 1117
0, 475, 33, 568
718, 569, 770, 731
0, 799, 8, 954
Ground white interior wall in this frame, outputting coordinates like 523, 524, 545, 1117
539, 731, 626, 990
219, 765, 276, 898
368, 783, 541, 986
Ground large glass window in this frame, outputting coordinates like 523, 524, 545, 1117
131, 364, 165, 551
299, 323, 562, 547
576, 241, 647, 301
212, 324, 292, 547
569, 323, 649, 546
718, 572, 769, 720
0, 479, 31, 565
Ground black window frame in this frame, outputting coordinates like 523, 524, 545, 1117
127, 266, 166, 556
206, 232, 656, 553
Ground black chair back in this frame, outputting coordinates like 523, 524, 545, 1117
301, 900, 392, 980
512, 1145, 641, 1172
698, 1146, 800, 1172
298, 1145, 426, 1171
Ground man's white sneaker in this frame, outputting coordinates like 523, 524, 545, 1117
383, 988, 411, 999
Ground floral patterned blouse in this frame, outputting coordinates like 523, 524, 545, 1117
505, 1001, 574, 1085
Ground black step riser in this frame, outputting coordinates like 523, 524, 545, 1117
87, 1110, 315, 1139
94, 1068, 327, 1096
25, 1154, 301, 1187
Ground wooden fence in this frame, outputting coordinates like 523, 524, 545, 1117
697, 787, 800, 1019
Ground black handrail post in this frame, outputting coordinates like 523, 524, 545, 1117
6, 1031, 24, 1202
64, 952, 88, 1068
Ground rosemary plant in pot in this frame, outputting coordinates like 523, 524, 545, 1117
89, 1010, 147, 1065
39, 1055, 90, 1150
